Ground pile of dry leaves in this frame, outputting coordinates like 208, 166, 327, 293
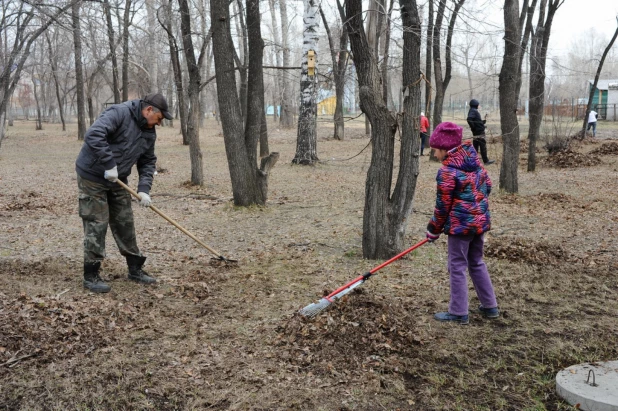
589, 142, 618, 156
275, 292, 426, 377
485, 238, 571, 265
541, 149, 602, 168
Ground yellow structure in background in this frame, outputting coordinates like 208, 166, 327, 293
317, 95, 336, 115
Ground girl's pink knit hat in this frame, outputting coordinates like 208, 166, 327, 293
429, 122, 463, 151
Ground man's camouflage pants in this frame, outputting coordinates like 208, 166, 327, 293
77, 175, 141, 263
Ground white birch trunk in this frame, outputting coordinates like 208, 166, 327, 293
292, 0, 320, 165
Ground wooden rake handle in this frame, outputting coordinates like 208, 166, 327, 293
116, 180, 225, 260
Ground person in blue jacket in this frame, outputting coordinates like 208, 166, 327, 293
75, 93, 172, 293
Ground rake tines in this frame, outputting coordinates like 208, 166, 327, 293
298, 239, 429, 319
298, 298, 331, 318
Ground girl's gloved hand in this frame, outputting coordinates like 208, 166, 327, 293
426, 231, 440, 242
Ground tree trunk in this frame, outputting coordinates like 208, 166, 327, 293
425, 0, 433, 121
499, 0, 522, 193
527, 0, 561, 172
292, 0, 320, 165
145, 0, 158, 93
233, 0, 248, 121
161, 0, 189, 144
71, 1, 86, 141
268, 0, 282, 124
279, 0, 294, 128
121, 0, 132, 102
320, 1, 348, 140
178, 0, 204, 185
45, 31, 65, 131
32, 76, 42, 130
210, 0, 279, 206
347, 0, 422, 259
104, 0, 120, 103
580, 20, 618, 137
432, 0, 464, 127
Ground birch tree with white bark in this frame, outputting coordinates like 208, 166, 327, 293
292, 0, 320, 165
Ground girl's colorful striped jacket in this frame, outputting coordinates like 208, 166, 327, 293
427, 141, 492, 236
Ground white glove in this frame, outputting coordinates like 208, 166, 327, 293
104, 166, 118, 182
137, 192, 151, 207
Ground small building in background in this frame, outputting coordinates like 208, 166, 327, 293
588, 79, 618, 120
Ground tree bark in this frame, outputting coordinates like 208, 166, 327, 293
527, 0, 561, 172
279, 0, 294, 128
425, 0, 433, 122
71, 1, 86, 141
121, 0, 132, 102
45, 31, 66, 131
292, 0, 320, 165
320, 2, 348, 140
432, 0, 465, 127
268, 0, 282, 124
347, 0, 422, 259
232, 0, 248, 121
210, 0, 279, 206
159, 0, 189, 144
178, 0, 204, 185
104, 0, 120, 103
499, 0, 522, 193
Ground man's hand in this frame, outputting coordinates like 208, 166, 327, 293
104, 166, 118, 182
426, 231, 440, 243
137, 192, 151, 207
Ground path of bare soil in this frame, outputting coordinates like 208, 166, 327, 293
1, 118, 618, 410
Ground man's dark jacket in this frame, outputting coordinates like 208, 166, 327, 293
75, 99, 157, 194
467, 107, 486, 137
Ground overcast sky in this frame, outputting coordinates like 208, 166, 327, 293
549, 0, 618, 53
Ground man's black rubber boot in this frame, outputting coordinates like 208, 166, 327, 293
83, 262, 111, 293
127, 255, 156, 284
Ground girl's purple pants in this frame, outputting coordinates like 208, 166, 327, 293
447, 233, 497, 316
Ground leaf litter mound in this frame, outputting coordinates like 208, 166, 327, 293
485, 237, 571, 265
541, 148, 601, 168
589, 142, 618, 155
275, 291, 426, 377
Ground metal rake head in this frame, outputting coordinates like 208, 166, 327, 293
298, 298, 331, 318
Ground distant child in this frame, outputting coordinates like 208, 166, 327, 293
426, 122, 499, 324
420, 112, 429, 155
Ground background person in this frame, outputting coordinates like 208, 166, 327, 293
420, 112, 429, 156
466, 99, 495, 165
587, 109, 598, 137
75, 93, 172, 293
425, 122, 499, 324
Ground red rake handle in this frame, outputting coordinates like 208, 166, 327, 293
325, 238, 429, 300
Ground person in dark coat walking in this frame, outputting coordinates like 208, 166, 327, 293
75, 93, 172, 293
466, 99, 494, 165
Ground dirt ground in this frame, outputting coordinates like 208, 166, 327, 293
1, 117, 618, 410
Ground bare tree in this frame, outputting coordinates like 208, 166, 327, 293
499, 0, 537, 193
292, 0, 320, 165
158, 0, 189, 143
319, 1, 349, 140
210, 0, 279, 205
103, 0, 121, 103
72, 0, 87, 140
178, 0, 206, 185
279, 0, 295, 128
432, 0, 465, 127
346, 0, 423, 259
45, 30, 66, 131
581, 17, 618, 138
527, 0, 562, 171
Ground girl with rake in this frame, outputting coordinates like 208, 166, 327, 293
425, 122, 499, 325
